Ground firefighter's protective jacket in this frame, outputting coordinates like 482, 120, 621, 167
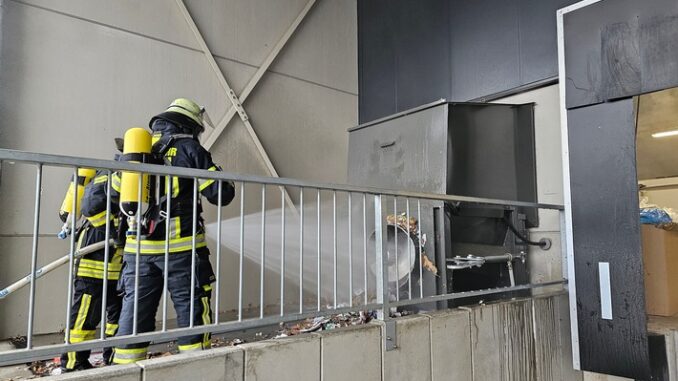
124, 121, 236, 255
77, 171, 124, 280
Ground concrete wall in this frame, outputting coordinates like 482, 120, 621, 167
0, 0, 357, 337
41, 293, 582, 381
640, 177, 678, 210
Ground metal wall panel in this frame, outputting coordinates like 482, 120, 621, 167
567, 99, 649, 379
358, 0, 578, 123
563, 0, 678, 109
448, 0, 521, 102
357, 0, 398, 123
357, 0, 449, 123
518, 0, 576, 85
0, 0, 358, 338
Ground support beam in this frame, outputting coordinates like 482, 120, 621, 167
203, 0, 317, 150
175, 0, 300, 212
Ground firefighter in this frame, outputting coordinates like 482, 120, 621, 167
60, 153, 125, 372
113, 99, 235, 364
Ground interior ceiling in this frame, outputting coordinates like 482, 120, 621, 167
636, 87, 678, 180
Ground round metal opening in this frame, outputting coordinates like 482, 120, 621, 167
369, 225, 418, 289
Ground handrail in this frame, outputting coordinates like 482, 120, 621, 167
0, 147, 567, 366
0, 149, 563, 210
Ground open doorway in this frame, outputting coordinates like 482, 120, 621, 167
636, 87, 678, 332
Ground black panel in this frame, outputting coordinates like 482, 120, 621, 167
518, 0, 580, 84
357, 0, 449, 123
648, 335, 668, 381
358, 0, 579, 123
568, 99, 649, 379
357, 0, 398, 123
564, 0, 678, 109
392, 1, 450, 113
449, 0, 521, 101
446, 103, 538, 227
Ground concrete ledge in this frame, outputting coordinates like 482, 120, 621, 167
241, 334, 320, 381
583, 371, 633, 381
423, 309, 472, 381
380, 315, 432, 381
319, 323, 381, 381
41, 364, 141, 381
137, 346, 244, 381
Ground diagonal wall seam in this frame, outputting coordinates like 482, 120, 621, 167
175, 0, 315, 213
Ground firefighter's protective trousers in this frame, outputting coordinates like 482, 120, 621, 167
112, 250, 213, 364
60, 277, 122, 370
60, 170, 124, 370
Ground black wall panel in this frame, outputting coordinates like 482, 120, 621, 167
357, 0, 398, 123
358, 0, 578, 123
519, 0, 576, 84
357, 0, 449, 123
568, 99, 649, 379
564, 0, 678, 109
448, 0, 521, 101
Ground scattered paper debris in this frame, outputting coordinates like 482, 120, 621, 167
29, 360, 60, 377
421, 254, 438, 276
386, 214, 418, 232
276, 311, 375, 337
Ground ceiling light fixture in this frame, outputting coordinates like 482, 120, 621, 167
652, 129, 678, 138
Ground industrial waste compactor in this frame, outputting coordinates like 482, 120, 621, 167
347, 100, 545, 306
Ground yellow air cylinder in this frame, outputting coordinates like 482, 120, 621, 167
59, 167, 96, 220
120, 127, 152, 219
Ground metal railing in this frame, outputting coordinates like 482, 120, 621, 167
0, 148, 566, 365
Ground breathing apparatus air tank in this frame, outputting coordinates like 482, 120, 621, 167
57, 168, 96, 239
119, 127, 152, 233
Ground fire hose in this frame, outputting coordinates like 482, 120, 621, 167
0, 239, 115, 299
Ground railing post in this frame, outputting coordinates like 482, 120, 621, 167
374, 194, 396, 351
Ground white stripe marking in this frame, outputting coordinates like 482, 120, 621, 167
599, 262, 613, 320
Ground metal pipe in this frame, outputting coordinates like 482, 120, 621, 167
445, 253, 523, 270
26, 165, 42, 349
316, 189, 321, 312
393, 198, 399, 301
132, 173, 142, 335
215, 180, 222, 325
259, 185, 266, 319
64, 167, 78, 343
374, 195, 387, 320
507, 261, 515, 287
100, 171, 112, 340
280, 188, 285, 316
333, 191, 337, 309
348, 192, 353, 308
299, 189, 304, 314
238, 182, 245, 321
362, 194, 367, 305
189, 179, 198, 327
417, 200, 423, 299
406, 198, 412, 300
162, 176, 171, 331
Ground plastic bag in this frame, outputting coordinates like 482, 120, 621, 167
640, 208, 673, 225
